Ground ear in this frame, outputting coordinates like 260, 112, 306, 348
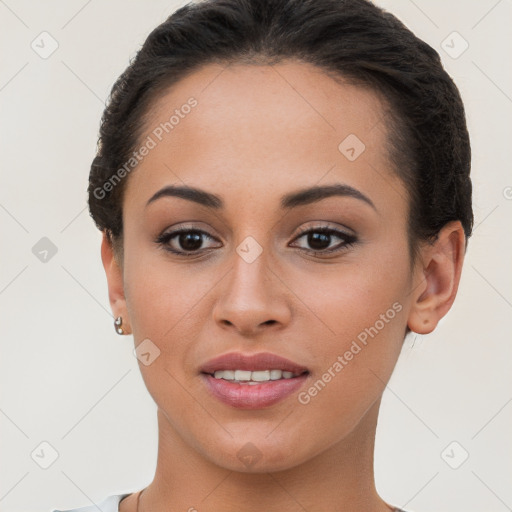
101, 231, 131, 335
407, 221, 466, 335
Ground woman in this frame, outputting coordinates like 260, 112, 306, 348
56, 0, 473, 510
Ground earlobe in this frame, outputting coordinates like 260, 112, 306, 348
101, 231, 132, 335
407, 221, 466, 335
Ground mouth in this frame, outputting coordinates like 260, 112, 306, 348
199, 352, 310, 409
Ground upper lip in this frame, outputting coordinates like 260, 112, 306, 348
200, 352, 309, 375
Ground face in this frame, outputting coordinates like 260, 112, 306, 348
113, 61, 419, 471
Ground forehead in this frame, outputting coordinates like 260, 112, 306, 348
124, 60, 405, 217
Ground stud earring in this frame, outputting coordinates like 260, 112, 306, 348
114, 316, 124, 335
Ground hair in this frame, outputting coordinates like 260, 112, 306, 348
87, 0, 473, 264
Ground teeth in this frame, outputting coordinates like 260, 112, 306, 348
249, 370, 270, 381
270, 369, 282, 380
219, 369, 235, 380
212, 369, 302, 382
235, 370, 252, 381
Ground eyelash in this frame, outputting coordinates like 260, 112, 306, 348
155, 225, 357, 258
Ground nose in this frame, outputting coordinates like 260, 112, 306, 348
212, 247, 292, 337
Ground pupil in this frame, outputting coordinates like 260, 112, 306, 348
180, 232, 202, 251
309, 232, 330, 250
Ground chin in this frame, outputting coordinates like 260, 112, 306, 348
196, 428, 318, 473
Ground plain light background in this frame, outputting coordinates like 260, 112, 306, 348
1, 1, 511, 511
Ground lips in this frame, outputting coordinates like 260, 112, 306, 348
199, 351, 309, 375
199, 352, 310, 409
201, 372, 309, 409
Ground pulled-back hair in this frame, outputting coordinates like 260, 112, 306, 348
88, 0, 473, 260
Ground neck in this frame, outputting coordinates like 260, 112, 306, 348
140, 398, 393, 512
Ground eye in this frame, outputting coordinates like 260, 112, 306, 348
290, 225, 357, 256
155, 228, 221, 256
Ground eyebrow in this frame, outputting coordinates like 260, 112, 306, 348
145, 183, 377, 211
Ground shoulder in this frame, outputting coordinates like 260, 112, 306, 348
50, 493, 130, 512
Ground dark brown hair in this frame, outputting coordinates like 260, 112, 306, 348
88, 0, 473, 261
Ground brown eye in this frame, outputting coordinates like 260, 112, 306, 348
306, 231, 331, 251
178, 231, 204, 251
156, 229, 221, 256
291, 226, 357, 255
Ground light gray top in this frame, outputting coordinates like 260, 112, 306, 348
51, 493, 131, 512
51, 493, 408, 512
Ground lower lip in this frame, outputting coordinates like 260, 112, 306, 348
201, 373, 309, 409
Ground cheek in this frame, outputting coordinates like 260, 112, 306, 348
122, 250, 228, 394
290, 279, 407, 443
122, 255, 210, 417
289, 252, 409, 349
123, 246, 214, 336
287, 246, 409, 396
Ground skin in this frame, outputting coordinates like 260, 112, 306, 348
101, 61, 466, 512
